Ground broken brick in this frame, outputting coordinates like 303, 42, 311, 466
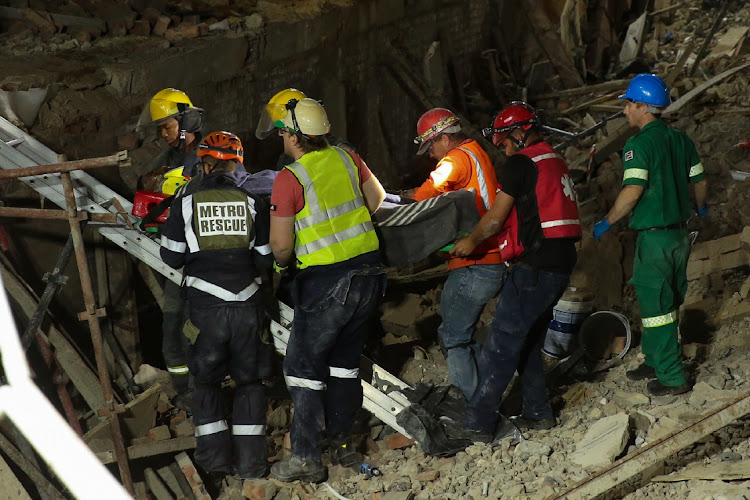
106, 19, 127, 37
416, 470, 440, 482
140, 7, 162, 25
149, 425, 171, 441
153, 16, 171, 36
129, 20, 151, 36
24, 8, 56, 34
172, 419, 195, 438
386, 433, 415, 450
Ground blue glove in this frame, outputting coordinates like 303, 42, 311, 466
593, 219, 611, 242
696, 204, 708, 218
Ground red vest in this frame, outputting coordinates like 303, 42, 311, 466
498, 141, 581, 262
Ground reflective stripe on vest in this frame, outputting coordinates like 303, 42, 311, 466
457, 146, 491, 211
184, 276, 259, 301
232, 424, 265, 436
285, 375, 325, 390
161, 236, 186, 253
541, 219, 580, 229
286, 147, 379, 267
195, 420, 229, 437
182, 195, 200, 253
329, 366, 359, 379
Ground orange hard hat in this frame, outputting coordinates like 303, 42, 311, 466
414, 108, 461, 155
197, 131, 244, 164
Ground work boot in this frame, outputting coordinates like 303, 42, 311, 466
626, 363, 657, 381
510, 415, 556, 431
270, 456, 327, 483
440, 417, 492, 443
329, 438, 362, 468
647, 380, 691, 397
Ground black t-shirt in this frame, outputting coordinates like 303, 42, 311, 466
497, 150, 577, 274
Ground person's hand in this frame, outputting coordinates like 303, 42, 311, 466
593, 219, 611, 242
450, 237, 477, 257
696, 204, 708, 218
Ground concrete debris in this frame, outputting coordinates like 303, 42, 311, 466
570, 413, 630, 471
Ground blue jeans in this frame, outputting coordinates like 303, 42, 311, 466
284, 266, 387, 460
438, 264, 507, 399
464, 265, 569, 432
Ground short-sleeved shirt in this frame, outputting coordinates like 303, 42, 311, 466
622, 120, 705, 230
270, 149, 372, 217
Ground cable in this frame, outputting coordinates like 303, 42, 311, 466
324, 481, 353, 500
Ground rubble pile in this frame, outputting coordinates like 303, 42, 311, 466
0, 0, 354, 56
3, 0, 750, 498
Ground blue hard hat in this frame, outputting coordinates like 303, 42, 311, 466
618, 73, 671, 107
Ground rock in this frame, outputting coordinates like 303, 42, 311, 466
173, 419, 195, 438
570, 413, 630, 471
415, 470, 439, 482
632, 409, 657, 432
387, 433, 415, 450
266, 406, 288, 429
245, 13, 264, 30
688, 381, 741, 409
514, 440, 552, 460
646, 416, 682, 442
613, 390, 650, 407
148, 425, 171, 441
242, 479, 277, 500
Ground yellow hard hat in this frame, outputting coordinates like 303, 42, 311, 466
274, 98, 331, 137
150, 88, 194, 123
161, 167, 190, 195
136, 88, 203, 132
255, 88, 307, 139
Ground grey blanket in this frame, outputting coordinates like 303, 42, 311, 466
372, 190, 481, 267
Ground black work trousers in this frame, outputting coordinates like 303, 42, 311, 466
188, 298, 271, 477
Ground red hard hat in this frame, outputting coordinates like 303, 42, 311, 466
414, 108, 461, 155
484, 101, 537, 146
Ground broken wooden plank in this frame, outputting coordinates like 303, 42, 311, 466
96, 436, 197, 464
85, 383, 162, 443
562, 91, 620, 115
664, 41, 696, 86
523, 0, 584, 88
1, 266, 106, 412
0, 6, 105, 32
533, 79, 630, 100
619, 11, 648, 69
0, 452, 32, 500
176, 452, 212, 500
665, 60, 750, 115
651, 460, 750, 482
0, 431, 66, 500
547, 390, 750, 499
144, 468, 172, 500
708, 26, 749, 59
169, 462, 196, 500
157, 464, 190, 499
689, 0, 731, 76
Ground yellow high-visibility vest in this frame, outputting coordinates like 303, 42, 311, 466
286, 147, 379, 268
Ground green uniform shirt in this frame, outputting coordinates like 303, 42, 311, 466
622, 120, 705, 230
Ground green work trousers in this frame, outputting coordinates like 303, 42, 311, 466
629, 229, 690, 386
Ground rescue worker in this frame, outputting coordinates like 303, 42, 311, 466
267, 98, 387, 483
593, 74, 707, 396
136, 88, 205, 408
159, 131, 273, 481
256, 87, 360, 170
448, 102, 581, 438
404, 108, 506, 400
